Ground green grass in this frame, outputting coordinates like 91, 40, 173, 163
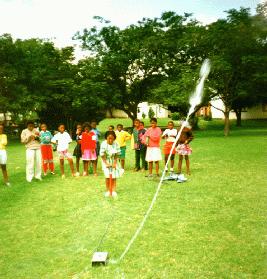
0, 119, 266, 278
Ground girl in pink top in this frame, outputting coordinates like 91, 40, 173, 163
144, 118, 162, 177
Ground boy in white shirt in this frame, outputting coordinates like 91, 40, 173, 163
162, 121, 177, 173
51, 124, 75, 178
21, 121, 42, 182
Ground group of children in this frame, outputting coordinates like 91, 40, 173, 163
0, 118, 194, 196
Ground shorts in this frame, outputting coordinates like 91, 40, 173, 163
120, 146, 126, 159
58, 150, 72, 159
0, 150, 7, 165
163, 141, 176, 155
82, 149, 97, 161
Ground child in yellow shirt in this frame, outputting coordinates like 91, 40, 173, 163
0, 124, 10, 186
115, 124, 131, 170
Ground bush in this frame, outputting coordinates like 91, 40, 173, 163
171, 112, 180, 120
203, 113, 212, 121
189, 115, 199, 130
142, 112, 146, 119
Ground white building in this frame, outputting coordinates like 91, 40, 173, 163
210, 99, 267, 119
137, 102, 169, 119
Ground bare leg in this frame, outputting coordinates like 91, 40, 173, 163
149, 162, 153, 175
121, 159, 125, 169
76, 157, 80, 173
83, 161, 89, 175
164, 155, 168, 170
112, 178, 116, 192
60, 159, 64, 176
170, 157, 175, 169
68, 158, 75, 175
93, 160, 97, 175
178, 155, 183, 174
1, 165, 8, 183
185, 155, 190, 175
105, 178, 110, 191
155, 161, 159, 175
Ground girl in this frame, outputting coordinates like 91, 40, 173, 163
81, 122, 97, 176
176, 121, 194, 175
40, 123, 55, 175
73, 124, 82, 176
144, 118, 162, 177
162, 121, 177, 173
21, 121, 42, 182
100, 131, 122, 197
0, 124, 10, 186
51, 124, 75, 178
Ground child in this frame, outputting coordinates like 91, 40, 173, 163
40, 123, 55, 175
91, 120, 101, 166
144, 118, 162, 177
51, 124, 75, 178
131, 119, 141, 171
0, 124, 10, 186
81, 122, 97, 176
176, 121, 194, 175
100, 131, 122, 197
108, 125, 114, 131
162, 121, 177, 173
138, 121, 148, 171
115, 124, 131, 170
73, 124, 82, 176
21, 121, 42, 182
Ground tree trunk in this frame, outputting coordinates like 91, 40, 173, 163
224, 111, 230, 136
234, 109, 242, 127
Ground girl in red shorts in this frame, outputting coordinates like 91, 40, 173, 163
162, 121, 177, 173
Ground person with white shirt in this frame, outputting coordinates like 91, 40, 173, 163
21, 121, 42, 182
162, 121, 177, 173
51, 124, 75, 178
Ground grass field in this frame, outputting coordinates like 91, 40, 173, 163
0, 119, 266, 278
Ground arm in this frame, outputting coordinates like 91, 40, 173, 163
21, 130, 34, 144
1, 135, 7, 146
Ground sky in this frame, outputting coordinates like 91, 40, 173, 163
0, 0, 262, 59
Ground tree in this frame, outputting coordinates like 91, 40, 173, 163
205, 7, 267, 134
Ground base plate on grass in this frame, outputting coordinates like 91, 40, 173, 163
92, 252, 109, 266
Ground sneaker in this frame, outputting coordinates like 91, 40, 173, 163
43, 172, 47, 176
178, 174, 187, 182
104, 191, 110, 197
51, 172, 55, 175
145, 174, 153, 178
5, 182, 11, 187
75, 172, 80, 177
112, 191, 118, 198
170, 168, 174, 172
61, 174, 65, 179
164, 167, 168, 172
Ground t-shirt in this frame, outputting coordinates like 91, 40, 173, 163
21, 128, 40, 149
51, 131, 72, 151
162, 128, 178, 143
144, 127, 162, 147
40, 131, 53, 144
115, 130, 131, 147
100, 140, 121, 164
0, 134, 7, 150
81, 131, 96, 151
91, 128, 101, 142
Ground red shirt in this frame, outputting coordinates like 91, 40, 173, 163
81, 131, 96, 151
144, 127, 162, 147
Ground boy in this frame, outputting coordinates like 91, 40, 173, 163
115, 124, 131, 170
21, 121, 42, 182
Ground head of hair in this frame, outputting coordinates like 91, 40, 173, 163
150, 117, 157, 123
117, 124, 123, 128
83, 122, 91, 130
140, 121, 144, 126
109, 125, 114, 129
26, 120, 34, 126
168, 121, 174, 125
58, 123, 65, 128
134, 119, 140, 123
105, 130, 116, 140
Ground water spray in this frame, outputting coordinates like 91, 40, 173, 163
98, 59, 211, 266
